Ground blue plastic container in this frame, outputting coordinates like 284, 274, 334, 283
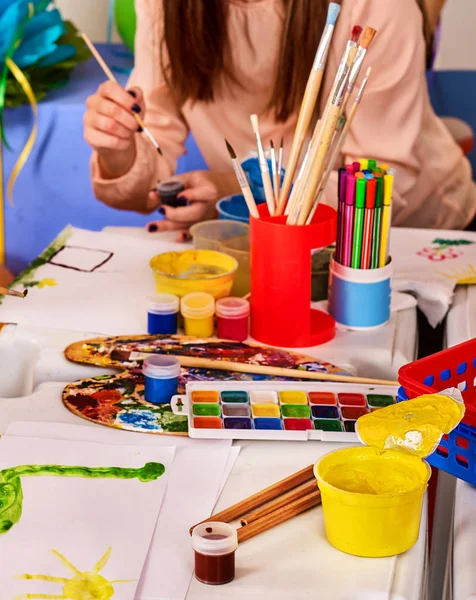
148, 293, 180, 335
328, 257, 392, 330
143, 355, 181, 405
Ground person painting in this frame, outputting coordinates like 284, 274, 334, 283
84, 0, 476, 235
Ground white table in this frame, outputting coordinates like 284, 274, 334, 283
0, 227, 426, 598
441, 286, 476, 600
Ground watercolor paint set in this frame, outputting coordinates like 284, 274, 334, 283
171, 381, 398, 441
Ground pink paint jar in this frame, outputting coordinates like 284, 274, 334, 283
215, 297, 249, 342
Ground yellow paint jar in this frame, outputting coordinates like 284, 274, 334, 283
314, 391, 465, 558
181, 292, 215, 338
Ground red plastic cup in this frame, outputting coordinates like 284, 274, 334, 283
250, 204, 337, 348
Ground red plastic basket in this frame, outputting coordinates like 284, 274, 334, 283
398, 338, 476, 428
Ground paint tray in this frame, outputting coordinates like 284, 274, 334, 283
171, 381, 398, 441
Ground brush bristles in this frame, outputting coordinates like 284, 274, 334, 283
365, 66, 371, 77
270, 139, 274, 150
360, 27, 377, 50
225, 138, 237, 160
326, 2, 341, 26
351, 25, 363, 44
280, 136, 284, 149
250, 114, 259, 134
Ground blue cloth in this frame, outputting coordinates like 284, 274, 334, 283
3, 44, 207, 274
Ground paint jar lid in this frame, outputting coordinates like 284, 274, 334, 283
158, 179, 185, 198
192, 522, 238, 556
216, 297, 249, 319
181, 292, 215, 319
142, 355, 181, 379
149, 293, 180, 315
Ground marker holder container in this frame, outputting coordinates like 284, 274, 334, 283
328, 257, 393, 330
250, 204, 337, 348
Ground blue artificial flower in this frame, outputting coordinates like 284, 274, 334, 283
0, 0, 75, 69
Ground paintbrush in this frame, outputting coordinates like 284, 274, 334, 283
295, 44, 358, 225
286, 27, 360, 225
0, 287, 27, 298
81, 33, 163, 156
250, 114, 275, 216
277, 2, 341, 215
225, 139, 259, 219
277, 137, 284, 196
270, 140, 280, 204
305, 68, 372, 224
340, 27, 376, 114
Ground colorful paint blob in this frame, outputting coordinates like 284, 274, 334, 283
222, 404, 250, 417
311, 406, 339, 419
344, 420, 357, 432
279, 391, 308, 405
251, 404, 281, 418
367, 394, 396, 408
0, 463, 164, 536
193, 417, 223, 429
249, 391, 279, 405
338, 393, 367, 407
254, 418, 283, 430
191, 391, 220, 404
309, 392, 337, 405
224, 417, 252, 430
221, 391, 248, 404
281, 405, 311, 419
314, 419, 343, 432
192, 403, 222, 417
341, 406, 369, 420
284, 418, 313, 431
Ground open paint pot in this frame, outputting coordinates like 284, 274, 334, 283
314, 446, 430, 557
192, 522, 238, 585
142, 355, 181, 405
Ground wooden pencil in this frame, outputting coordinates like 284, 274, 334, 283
277, 2, 341, 215
81, 33, 163, 156
190, 465, 315, 533
237, 490, 322, 543
240, 479, 318, 526
176, 355, 399, 386
0, 286, 27, 298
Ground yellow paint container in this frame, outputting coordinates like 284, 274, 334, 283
251, 404, 281, 418
150, 250, 238, 299
314, 391, 465, 557
181, 292, 215, 337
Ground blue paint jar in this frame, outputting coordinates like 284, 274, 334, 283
148, 294, 180, 335
143, 355, 181, 404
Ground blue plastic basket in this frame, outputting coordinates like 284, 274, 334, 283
397, 385, 476, 485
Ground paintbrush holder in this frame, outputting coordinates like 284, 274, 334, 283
250, 204, 337, 348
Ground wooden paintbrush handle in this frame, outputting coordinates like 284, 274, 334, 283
237, 490, 321, 543
277, 70, 324, 215
190, 465, 314, 533
240, 479, 317, 526
176, 355, 399, 386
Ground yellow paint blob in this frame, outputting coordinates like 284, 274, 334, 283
251, 403, 280, 418
356, 392, 465, 458
279, 391, 307, 405
37, 278, 57, 288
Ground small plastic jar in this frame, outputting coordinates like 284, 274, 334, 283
215, 297, 249, 341
181, 292, 215, 338
148, 293, 180, 335
142, 355, 181, 404
158, 180, 186, 207
192, 522, 238, 585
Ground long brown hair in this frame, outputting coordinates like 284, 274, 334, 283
161, 0, 433, 123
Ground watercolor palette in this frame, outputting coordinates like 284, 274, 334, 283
171, 381, 398, 441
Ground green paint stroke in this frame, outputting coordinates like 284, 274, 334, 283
0, 461, 165, 535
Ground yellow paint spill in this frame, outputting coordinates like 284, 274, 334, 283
37, 278, 57, 288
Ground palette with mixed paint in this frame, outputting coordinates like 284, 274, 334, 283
171, 381, 398, 441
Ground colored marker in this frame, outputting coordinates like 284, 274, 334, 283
342, 174, 356, 267
367, 159, 377, 171
361, 178, 376, 269
351, 178, 366, 268
352, 161, 361, 173
371, 173, 384, 269
359, 158, 369, 170
379, 163, 389, 174
378, 173, 394, 267
336, 168, 347, 264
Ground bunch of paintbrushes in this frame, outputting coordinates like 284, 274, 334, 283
226, 3, 376, 226
335, 160, 394, 269
190, 465, 321, 543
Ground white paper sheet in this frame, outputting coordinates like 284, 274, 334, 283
0, 435, 175, 599
0, 227, 185, 335
5, 422, 240, 600
390, 228, 476, 326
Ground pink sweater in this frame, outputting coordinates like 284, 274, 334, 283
91, 0, 476, 229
